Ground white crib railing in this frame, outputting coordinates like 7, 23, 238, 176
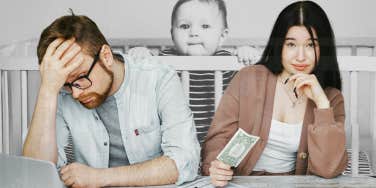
1, 56, 376, 176
1, 37, 375, 57
108, 38, 376, 56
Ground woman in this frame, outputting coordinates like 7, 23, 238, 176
201, 1, 347, 187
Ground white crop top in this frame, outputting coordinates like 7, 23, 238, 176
253, 119, 303, 173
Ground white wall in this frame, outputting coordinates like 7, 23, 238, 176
1, 0, 376, 45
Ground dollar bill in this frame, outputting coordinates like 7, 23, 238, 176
217, 128, 260, 167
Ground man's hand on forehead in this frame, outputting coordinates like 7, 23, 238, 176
54, 38, 82, 63
39, 38, 85, 94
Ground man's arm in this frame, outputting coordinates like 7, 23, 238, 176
22, 87, 59, 163
60, 156, 178, 187
22, 38, 83, 163
99, 156, 178, 187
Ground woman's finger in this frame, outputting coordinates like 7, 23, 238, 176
296, 79, 314, 90
211, 160, 232, 170
212, 173, 233, 181
209, 166, 234, 176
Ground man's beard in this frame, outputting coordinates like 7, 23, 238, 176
78, 72, 114, 109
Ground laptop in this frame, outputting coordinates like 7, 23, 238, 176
0, 153, 66, 188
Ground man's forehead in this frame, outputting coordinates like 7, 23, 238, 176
66, 59, 90, 81
69, 65, 84, 76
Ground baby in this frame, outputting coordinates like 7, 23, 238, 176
128, 0, 260, 144
130, 0, 259, 63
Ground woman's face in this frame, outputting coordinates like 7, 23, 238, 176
281, 26, 320, 75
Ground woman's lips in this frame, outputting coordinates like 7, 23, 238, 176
292, 64, 309, 71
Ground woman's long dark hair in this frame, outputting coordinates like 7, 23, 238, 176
258, 1, 342, 90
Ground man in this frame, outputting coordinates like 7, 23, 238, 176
23, 14, 200, 187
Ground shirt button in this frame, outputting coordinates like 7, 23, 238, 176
104, 142, 108, 146
299, 152, 308, 159
95, 116, 99, 120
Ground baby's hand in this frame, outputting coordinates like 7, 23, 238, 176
233, 46, 261, 66
127, 47, 153, 59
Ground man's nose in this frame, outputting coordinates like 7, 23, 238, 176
71, 87, 83, 99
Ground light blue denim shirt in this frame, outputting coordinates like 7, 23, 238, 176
55, 55, 200, 185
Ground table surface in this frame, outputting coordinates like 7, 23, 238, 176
122, 175, 376, 188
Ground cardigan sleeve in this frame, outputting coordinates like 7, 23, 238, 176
201, 72, 241, 176
307, 88, 348, 178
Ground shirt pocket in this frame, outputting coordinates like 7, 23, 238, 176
136, 123, 162, 158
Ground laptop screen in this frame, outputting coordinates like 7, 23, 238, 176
0, 153, 66, 188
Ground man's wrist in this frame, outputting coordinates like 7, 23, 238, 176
96, 168, 111, 187
39, 85, 60, 96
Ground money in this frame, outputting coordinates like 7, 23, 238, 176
216, 128, 260, 167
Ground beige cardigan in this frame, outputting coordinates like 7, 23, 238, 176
201, 65, 348, 178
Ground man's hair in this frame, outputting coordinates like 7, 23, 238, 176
171, 0, 228, 29
257, 1, 342, 90
37, 13, 109, 64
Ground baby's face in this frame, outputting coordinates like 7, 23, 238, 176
171, 1, 227, 56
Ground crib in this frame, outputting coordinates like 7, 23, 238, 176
0, 38, 376, 176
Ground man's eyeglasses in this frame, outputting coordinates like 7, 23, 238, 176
63, 51, 100, 93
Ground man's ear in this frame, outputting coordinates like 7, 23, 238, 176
219, 28, 229, 46
99, 45, 113, 69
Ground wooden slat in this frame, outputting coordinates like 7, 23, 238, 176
0, 70, 2, 153
350, 71, 359, 176
373, 50, 376, 173
341, 71, 351, 134
370, 73, 375, 138
2, 71, 9, 154
214, 71, 223, 109
373, 75, 376, 173
351, 46, 357, 56
181, 71, 189, 101
21, 71, 28, 145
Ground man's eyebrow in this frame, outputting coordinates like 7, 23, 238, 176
66, 71, 85, 83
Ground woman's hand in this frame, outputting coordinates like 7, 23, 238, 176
289, 73, 330, 109
209, 160, 234, 187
